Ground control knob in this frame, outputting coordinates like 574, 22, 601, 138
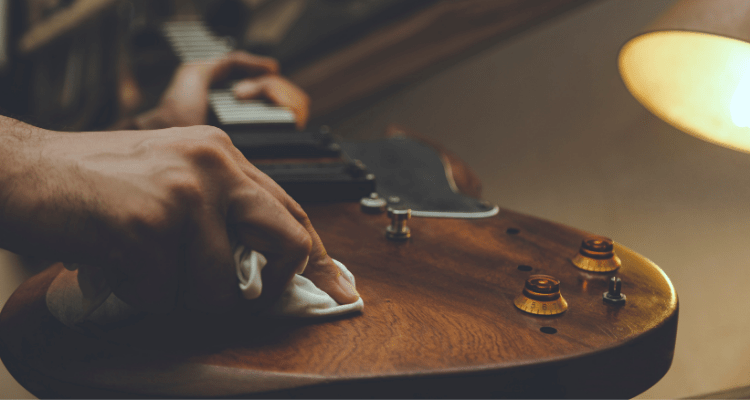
514, 274, 568, 315
571, 236, 622, 272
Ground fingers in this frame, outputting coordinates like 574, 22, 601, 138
222, 146, 359, 305
235, 197, 359, 306
290, 204, 359, 305
229, 182, 312, 302
209, 51, 280, 84
166, 51, 280, 100
233, 75, 310, 130
302, 249, 361, 305
197, 129, 357, 306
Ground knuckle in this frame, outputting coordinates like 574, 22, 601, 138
178, 136, 233, 168
186, 140, 223, 162
203, 126, 232, 143
285, 197, 307, 219
164, 171, 204, 205
183, 125, 230, 143
294, 208, 311, 228
128, 197, 182, 239
130, 172, 203, 237
287, 226, 313, 259
197, 126, 233, 147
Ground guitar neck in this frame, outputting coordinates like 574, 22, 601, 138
161, 20, 297, 130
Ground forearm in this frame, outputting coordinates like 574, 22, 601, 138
0, 116, 51, 254
0, 116, 51, 207
0, 117, 103, 262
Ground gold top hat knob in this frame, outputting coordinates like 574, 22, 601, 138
514, 275, 568, 315
571, 236, 622, 272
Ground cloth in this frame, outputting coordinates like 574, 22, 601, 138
234, 246, 364, 317
47, 245, 364, 330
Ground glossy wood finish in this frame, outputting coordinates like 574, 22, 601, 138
290, 0, 598, 120
0, 203, 677, 398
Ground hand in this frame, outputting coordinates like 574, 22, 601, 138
136, 51, 310, 130
0, 118, 357, 312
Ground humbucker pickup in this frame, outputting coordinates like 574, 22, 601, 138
255, 161, 375, 202
229, 128, 341, 159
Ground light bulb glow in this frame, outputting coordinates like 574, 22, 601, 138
620, 31, 750, 153
730, 67, 750, 128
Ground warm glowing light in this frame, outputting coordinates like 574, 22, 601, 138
730, 67, 750, 128
619, 31, 750, 153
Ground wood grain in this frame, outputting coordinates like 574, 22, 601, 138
290, 0, 598, 120
0, 203, 677, 398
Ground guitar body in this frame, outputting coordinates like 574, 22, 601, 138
0, 172, 678, 397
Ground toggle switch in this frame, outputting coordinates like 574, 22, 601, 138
603, 276, 626, 305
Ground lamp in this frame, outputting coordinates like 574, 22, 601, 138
618, 0, 750, 153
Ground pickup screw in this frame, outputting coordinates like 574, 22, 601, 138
360, 192, 387, 214
603, 277, 626, 305
386, 208, 411, 241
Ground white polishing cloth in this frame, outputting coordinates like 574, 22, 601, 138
233, 245, 364, 317
47, 246, 363, 329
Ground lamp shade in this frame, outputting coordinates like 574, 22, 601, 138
619, 0, 750, 153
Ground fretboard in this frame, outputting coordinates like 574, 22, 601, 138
161, 20, 297, 129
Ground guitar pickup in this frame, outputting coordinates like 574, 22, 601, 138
229, 129, 342, 159
255, 160, 375, 202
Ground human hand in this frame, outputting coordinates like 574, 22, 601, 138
136, 51, 309, 130
0, 118, 356, 313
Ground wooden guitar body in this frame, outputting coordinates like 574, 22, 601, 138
0, 195, 677, 398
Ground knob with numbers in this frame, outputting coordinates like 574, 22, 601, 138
571, 236, 622, 272
514, 275, 568, 315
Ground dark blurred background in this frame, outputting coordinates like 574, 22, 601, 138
0, 0, 594, 131
0, 0, 441, 130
